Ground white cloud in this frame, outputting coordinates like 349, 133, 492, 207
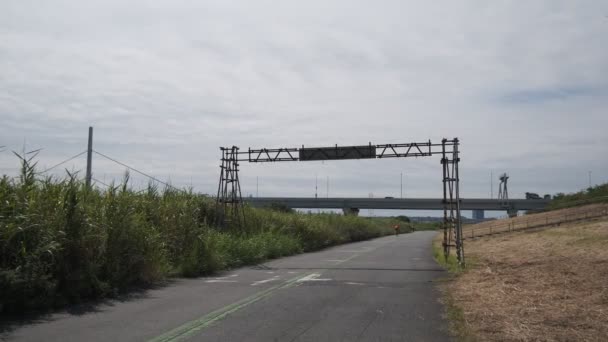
1, 0, 607, 210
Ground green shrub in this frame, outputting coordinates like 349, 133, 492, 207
0, 153, 395, 314
548, 183, 608, 210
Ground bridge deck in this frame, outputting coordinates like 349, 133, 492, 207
245, 197, 550, 211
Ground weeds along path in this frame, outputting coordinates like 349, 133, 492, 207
0, 162, 401, 315
442, 217, 608, 341
1, 232, 450, 342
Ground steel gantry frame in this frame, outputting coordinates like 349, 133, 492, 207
245, 141, 434, 162
215, 138, 464, 264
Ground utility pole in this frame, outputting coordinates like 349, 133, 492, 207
85, 126, 93, 188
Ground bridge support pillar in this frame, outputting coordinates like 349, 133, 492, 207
343, 208, 360, 216
472, 209, 485, 220
507, 208, 518, 218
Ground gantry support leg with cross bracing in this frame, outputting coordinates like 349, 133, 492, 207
215, 146, 246, 228
441, 138, 464, 265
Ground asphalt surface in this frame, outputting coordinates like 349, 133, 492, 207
1, 231, 451, 342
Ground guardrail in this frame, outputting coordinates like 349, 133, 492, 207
463, 204, 608, 240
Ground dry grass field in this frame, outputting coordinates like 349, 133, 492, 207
462, 203, 608, 239
440, 217, 608, 341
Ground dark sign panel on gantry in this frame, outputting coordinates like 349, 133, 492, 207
299, 145, 376, 161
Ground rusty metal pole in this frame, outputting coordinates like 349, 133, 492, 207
85, 126, 93, 188
453, 138, 464, 265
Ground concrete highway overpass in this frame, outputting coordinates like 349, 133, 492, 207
245, 197, 551, 217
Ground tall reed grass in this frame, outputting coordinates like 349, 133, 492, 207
0, 152, 395, 313
548, 183, 608, 210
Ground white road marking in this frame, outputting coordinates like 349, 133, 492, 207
211, 274, 238, 280
345, 282, 365, 286
205, 280, 238, 283
296, 273, 331, 282
251, 276, 280, 286
296, 273, 321, 282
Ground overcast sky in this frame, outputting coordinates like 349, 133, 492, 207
1, 1, 607, 216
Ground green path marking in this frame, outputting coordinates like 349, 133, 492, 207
148, 273, 313, 342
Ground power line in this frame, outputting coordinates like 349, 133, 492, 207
91, 177, 111, 189
93, 150, 185, 193
38, 151, 88, 174
94, 177, 154, 194
92, 177, 171, 195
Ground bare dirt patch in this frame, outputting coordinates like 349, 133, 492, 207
442, 219, 608, 341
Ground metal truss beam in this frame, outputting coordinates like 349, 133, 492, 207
248, 148, 299, 162
242, 140, 459, 163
